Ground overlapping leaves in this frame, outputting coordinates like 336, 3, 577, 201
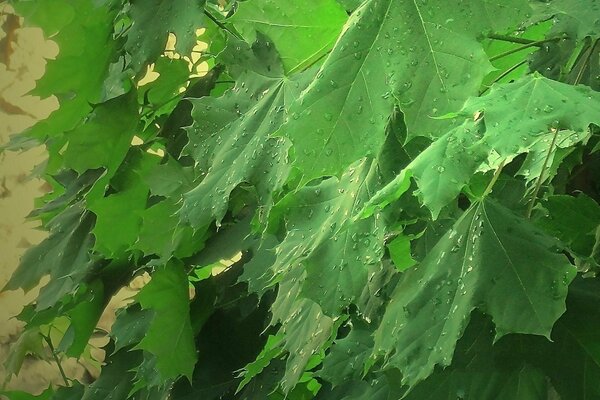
365, 74, 600, 218
4, 0, 600, 399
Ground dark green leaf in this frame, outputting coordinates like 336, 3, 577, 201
371, 199, 575, 388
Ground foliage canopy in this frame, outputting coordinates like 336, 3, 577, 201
2, 0, 600, 399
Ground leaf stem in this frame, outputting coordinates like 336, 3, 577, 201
526, 129, 560, 218
41, 333, 70, 387
204, 9, 243, 41
489, 37, 560, 62
487, 34, 540, 45
480, 59, 527, 95
482, 159, 505, 198
573, 38, 599, 85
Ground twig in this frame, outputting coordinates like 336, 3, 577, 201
526, 129, 560, 218
204, 9, 243, 41
41, 333, 70, 387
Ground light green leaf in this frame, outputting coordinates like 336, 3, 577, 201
387, 234, 417, 271
133, 198, 208, 259
230, 0, 347, 73
236, 334, 284, 393
371, 199, 575, 389
4, 328, 45, 379
136, 262, 197, 381
357, 170, 411, 219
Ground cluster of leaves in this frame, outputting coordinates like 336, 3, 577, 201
2, 0, 600, 399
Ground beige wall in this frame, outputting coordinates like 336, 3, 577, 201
0, 7, 90, 393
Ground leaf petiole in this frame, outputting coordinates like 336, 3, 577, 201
489, 37, 562, 62
526, 128, 560, 218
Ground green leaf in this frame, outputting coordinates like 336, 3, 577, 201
405, 314, 548, 400
81, 346, 143, 400
280, 0, 530, 181
533, 277, 600, 400
387, 234, 417, 271
0, 387, 54, 400
537, 194, 600, 250
13, 0, 119, 142
317, 319, 373, 387
180, 38, 315, 228
63, 93, 138, 174
371, 198, 575, 388
124, 0, 206, 70
88, 151, 159, 257
268, 158, 386, 316
357, 170, 411, 219
135, 262, 197, 381
111, 305, 154, 353
230, 0, 347, 73
531, 0, 600, 41
138, 57, 190, 118
3, 328, 45, 379
134, 198, 208, 259
236, 334, 284, 393
2, 203, 97, 310
57, 280, 105, 357
269, 269, 336, 393
367, 74, 600, 217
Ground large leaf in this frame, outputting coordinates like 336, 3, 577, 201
180, 38, 316, 228
135, 262, 197, 381
370, 198, 575, 389
405, 314, 548, 400
365, 74, 600, 217
230, 0, 348, 73
280, 0, 530, 181
268, 158, 386, 316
